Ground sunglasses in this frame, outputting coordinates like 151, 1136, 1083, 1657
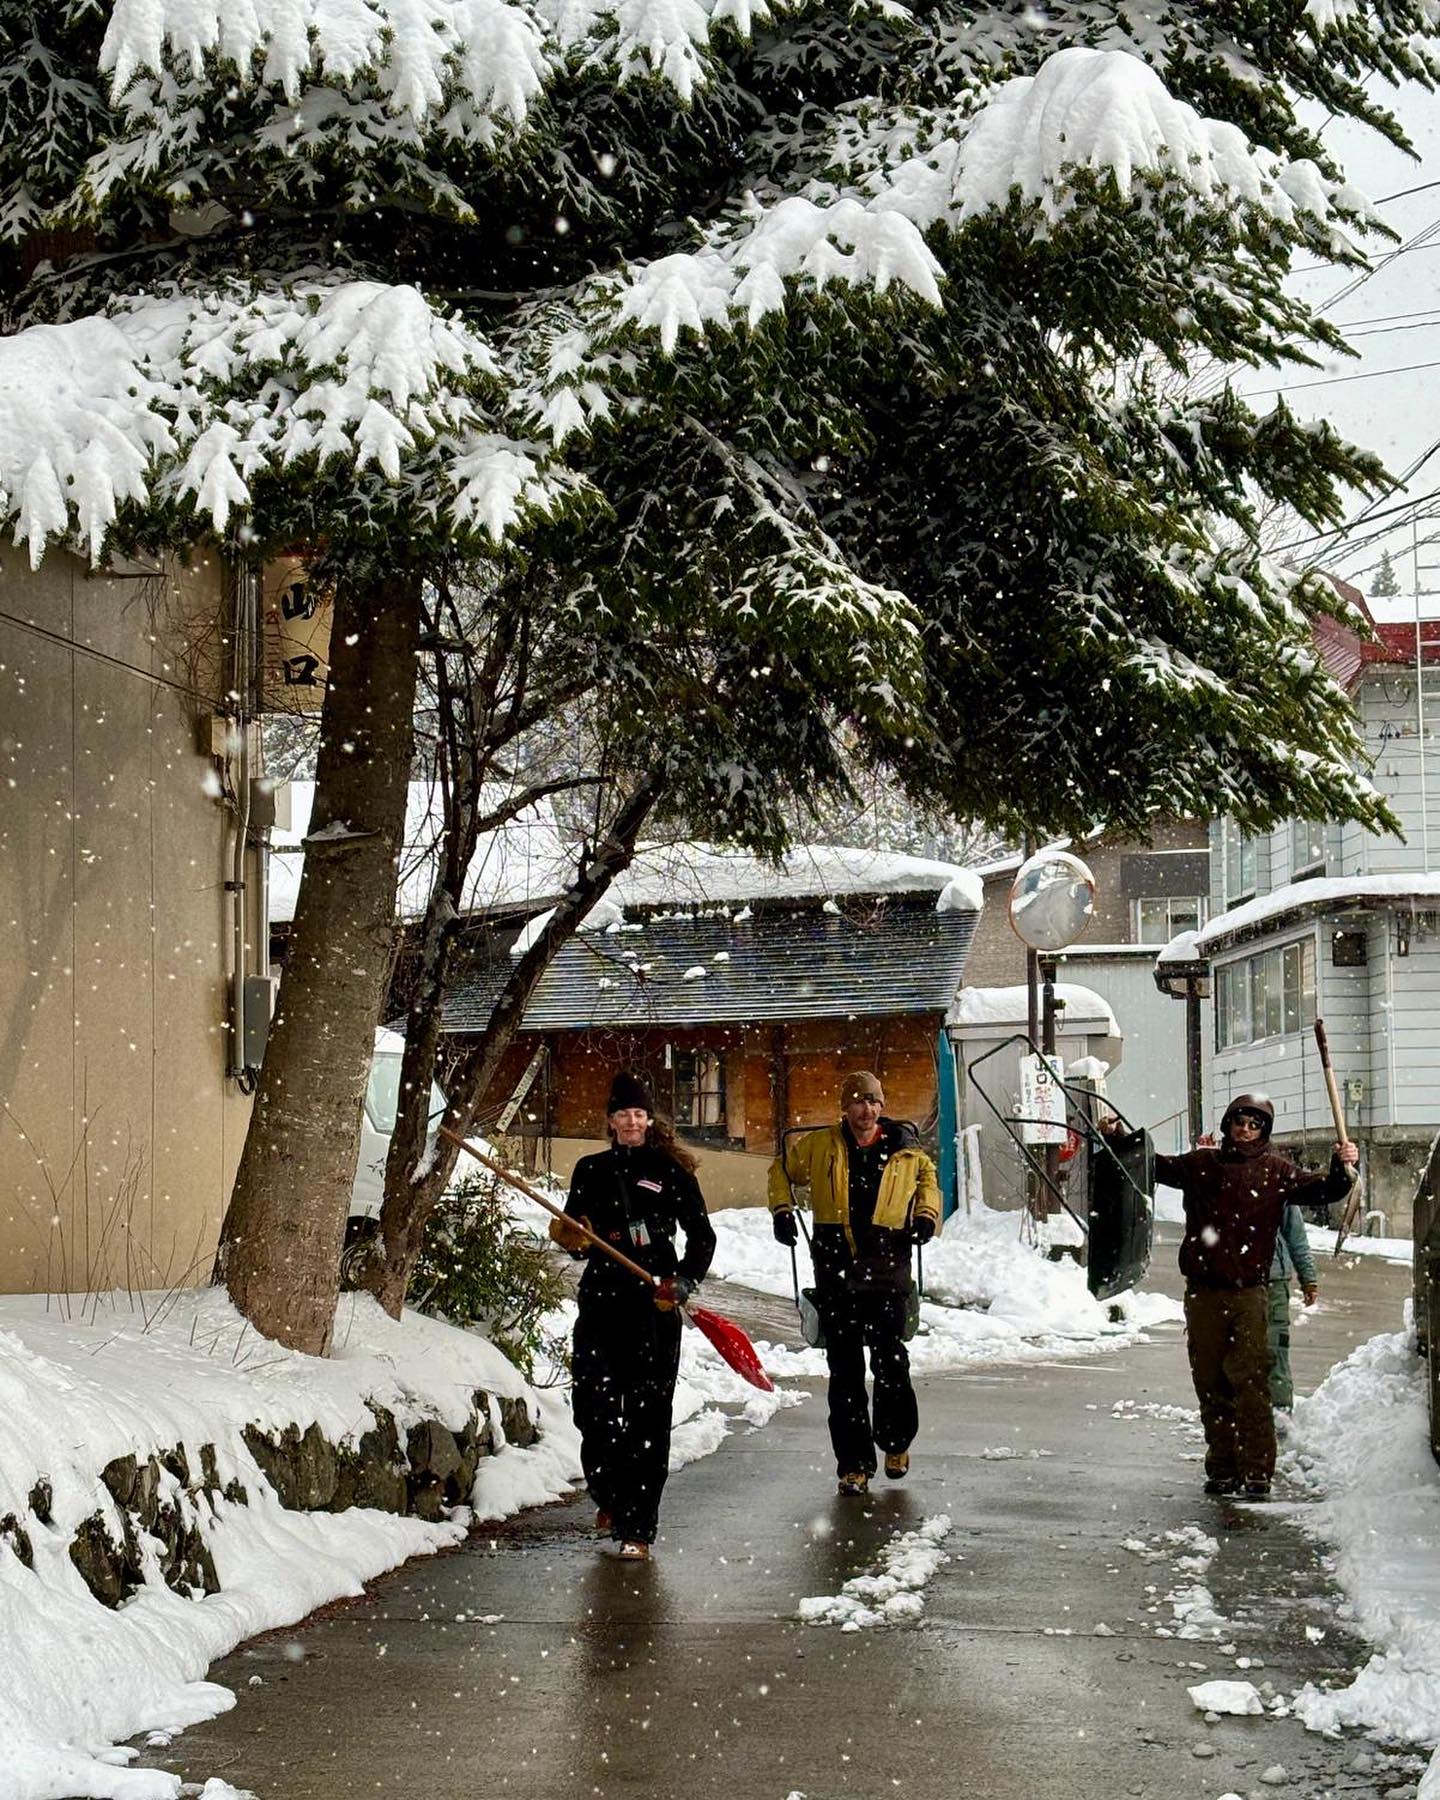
1231, 1111, 1267, 1129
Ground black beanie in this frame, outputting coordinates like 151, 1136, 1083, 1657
607, 1071, 654, 1115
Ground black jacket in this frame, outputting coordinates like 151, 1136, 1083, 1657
565, 1144, 716, 1306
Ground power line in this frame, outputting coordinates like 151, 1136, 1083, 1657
1343, 315, 1440, 342
1237, 354, 1440, 400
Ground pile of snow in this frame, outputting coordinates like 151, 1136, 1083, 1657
946, 982, 1120, 1036
1306, 1223, 1412, 1266
1286, 1323, 1440, 1774
709, 1201, 1181, 1381
1189, 1679, 1264, 1717
0, 1289, 578, 1800
798, 1514, 953, 1630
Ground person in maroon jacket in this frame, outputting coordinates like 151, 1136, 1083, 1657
1107, 1094, 1356, 1500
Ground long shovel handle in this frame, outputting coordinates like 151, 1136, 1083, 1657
1314, 1023, 1363, 1255
1314, 1020, 1348, 1142
439, 1126, 659, 1288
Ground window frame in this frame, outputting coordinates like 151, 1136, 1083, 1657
1132, 894, 1208, 945
1290, 818, 1326, 879
1222, 820, 1259, 906
1214, 934, 1318, 1051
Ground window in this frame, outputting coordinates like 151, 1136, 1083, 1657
1216, 939, 1316, 1049
1291, 819, 1326, 877
1223, 821, 1258, 904
673, 1048, 726, 1135
1133, 895, 1208, 945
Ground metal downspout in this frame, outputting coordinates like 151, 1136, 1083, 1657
227, 562, 259, 1088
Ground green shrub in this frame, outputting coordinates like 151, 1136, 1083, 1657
407, 1174, 570, 1382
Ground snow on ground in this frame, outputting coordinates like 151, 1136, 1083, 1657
0, 1289, 578, 1800
1305, 1224, 1413, 1265
0, 1184, 1180, 1800
1285, 1321, 1440, 1783
798, 1514, 953, 1630
708, 1200, 1182, 1383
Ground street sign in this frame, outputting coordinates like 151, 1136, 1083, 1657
1018, 1052, 1067, 1145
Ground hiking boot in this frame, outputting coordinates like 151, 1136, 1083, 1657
1241, 1481, 1272, 1501
595, 1510, 613, 1535
883, 1452, 910, 1481
837, 1472, 869, 1497
615, 1540, 651, 1561
1203, 1476, 1239, 1496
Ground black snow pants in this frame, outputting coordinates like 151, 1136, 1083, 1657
571, 1299, 683, 1545
821, 1286, 917, 1478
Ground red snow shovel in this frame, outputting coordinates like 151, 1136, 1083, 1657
440, 1129, 775, 1393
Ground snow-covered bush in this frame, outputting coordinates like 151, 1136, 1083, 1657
405, 1173, 570, 1379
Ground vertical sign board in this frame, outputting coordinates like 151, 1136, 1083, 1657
260, 557, 332, 712
1018, 1052, 1067, 1145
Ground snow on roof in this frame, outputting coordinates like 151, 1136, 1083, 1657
610, 842, 974, 908
967, 839, 1070, 881
270, 780, 571, 925
1174, 874, 1440, 956
946, 983, 1120, 1036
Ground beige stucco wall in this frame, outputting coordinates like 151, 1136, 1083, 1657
0, 546, 255, 1294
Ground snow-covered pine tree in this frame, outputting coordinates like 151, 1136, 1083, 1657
1372, 549, 1403, 598
0, 0, 1428, 1347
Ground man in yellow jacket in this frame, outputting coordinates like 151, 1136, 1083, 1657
769, 1070, 941, 1496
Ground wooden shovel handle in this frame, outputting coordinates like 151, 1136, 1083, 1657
1313, 1019, 1349, 1142
438, 1125, 659, 1287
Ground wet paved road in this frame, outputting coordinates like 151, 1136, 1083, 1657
142, 1235, 1424, 1800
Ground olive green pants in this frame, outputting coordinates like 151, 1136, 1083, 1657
1184, 1285, 1276, 1486
1267, 1277, 1294, 1411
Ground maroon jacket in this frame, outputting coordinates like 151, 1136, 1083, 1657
1153, 1143, 1351, 1290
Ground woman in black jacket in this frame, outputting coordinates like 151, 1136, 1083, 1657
551, 1072, 716, 1561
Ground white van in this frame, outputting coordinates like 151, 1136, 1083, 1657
344, 1029, 490, 1284
351, 1027, 450, 1224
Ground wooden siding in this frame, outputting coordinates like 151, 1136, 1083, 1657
476, 1016, 944, 1155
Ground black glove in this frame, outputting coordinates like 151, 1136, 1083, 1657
654, 1275, 695, 1312
911, 1215, 935, 1247
772, 1209, 798, 1246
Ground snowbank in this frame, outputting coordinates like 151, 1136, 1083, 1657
0, 1289, 576, 1800
709, 1201, 1181, 1380
1286, 1321, 1440, 1781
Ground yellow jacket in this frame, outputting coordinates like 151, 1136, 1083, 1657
767, 1123, 941, 1250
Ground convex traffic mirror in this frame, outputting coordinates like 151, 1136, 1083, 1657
1007, 849, 1096, 952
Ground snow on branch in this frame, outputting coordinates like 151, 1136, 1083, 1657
849, 47, 1375, 245
522, 45, 1374, 428
101, 0, 554, 133
0, 280, 571, 564
0, 316, 177, 565
96, 0, 831, 143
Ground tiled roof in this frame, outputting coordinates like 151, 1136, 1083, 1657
1315, 574, 1440, 686
441, 897, 977, 1034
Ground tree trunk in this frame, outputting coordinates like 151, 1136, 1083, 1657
215, 569, 420, 1354
365, 774, 664, 1317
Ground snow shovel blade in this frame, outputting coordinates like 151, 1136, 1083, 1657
686, 1303, 774, 1392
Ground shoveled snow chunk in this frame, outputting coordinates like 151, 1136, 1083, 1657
1188, 1679, 1264, 1715
681, 965, 707, 980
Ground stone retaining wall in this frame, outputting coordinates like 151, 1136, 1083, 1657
6, 1389, 539, 1609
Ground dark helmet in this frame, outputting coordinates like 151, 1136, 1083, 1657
1221, 1093, 1274, 1139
